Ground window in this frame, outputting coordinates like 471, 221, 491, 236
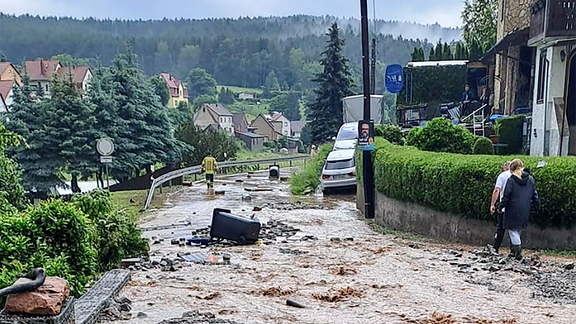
45, 84, 49, 92
325, 159, 355, 170
537, 49, 548, 103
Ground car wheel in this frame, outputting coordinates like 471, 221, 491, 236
323, 187, 331, 195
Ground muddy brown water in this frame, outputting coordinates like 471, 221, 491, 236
102, 171, 576, 324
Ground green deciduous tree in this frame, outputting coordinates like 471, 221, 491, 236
187, 68, 217, 100
175, 123, 237, 167
218, 87, 235, 105
462, 0, 498, 55
270, 91, 301, 121
263, 70, 280, 98
177, 45, 201, 78
307, 23, 354, 144
154, 41, 173, 74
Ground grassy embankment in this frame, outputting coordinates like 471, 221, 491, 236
289, 143, 333, 195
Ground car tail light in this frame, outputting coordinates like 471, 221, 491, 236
348, 171, 356, 176
322, 174, 330, 179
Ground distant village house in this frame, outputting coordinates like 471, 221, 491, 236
57, 66, 93, 92
193, 103, 234, 136
25, 60, 62, 98
238, 92, 257, 100
160, 73, 188, 108
250, 114, 282, 141
0, 62, 22, 112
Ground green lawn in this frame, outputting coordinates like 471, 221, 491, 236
110, 188, 175, 216
236, 150, 284, 161
217, 85, 263, 95
227, 101, 270, 121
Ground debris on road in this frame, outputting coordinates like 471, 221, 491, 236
157, 310, 242, 324
253, 287, 296, 297
286, 298, 306, 308
312, 287, 363, 303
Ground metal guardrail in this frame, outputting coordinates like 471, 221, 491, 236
143, 155, 309, 210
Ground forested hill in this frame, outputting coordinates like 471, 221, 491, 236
0, 13, 461, 90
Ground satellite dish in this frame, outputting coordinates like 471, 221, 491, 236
96, 138, 115, 156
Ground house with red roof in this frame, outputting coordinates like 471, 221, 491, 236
159, 73, 188, 108
25, 60, 62, 97
57, 66, 93, 92
0, 80, 16, 113
0, 62, 22, 86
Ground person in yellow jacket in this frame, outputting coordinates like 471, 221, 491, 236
201, 153, 218, 188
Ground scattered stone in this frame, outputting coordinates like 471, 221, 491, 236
253, 206, 262, 212
330, 237, 341, 242
563, 262, 575, 271
4, 277, 70, 316
171, 239, 179, 245
121, 258, 141, 267
489, 265, 501, 272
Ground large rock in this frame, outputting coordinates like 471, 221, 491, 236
4, 277, 70, 316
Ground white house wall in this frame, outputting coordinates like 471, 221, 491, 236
531, 46, 570, 156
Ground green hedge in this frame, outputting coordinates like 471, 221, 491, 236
406, 118, 477, 154
375, 124, 404, 145
473, 137, 494, 155
368, 138, 576, 229
495, 115, 525, 154
398, 65, 467, 105
290, 143, 333, 195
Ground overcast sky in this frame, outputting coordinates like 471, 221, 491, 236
0, 0, 464, 27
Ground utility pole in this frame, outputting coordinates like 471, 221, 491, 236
360, 0, 375, 219
371, 38, 377, 94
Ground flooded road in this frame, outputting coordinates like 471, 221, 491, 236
102, 170, 576, 324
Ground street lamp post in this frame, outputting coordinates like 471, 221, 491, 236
360, 0, 375, 219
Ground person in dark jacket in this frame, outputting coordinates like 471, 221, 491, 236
500, 159, 539, 260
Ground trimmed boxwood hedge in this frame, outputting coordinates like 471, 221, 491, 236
364, 138, 576, 229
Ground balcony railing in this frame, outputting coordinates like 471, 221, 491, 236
530, 0, 576, 40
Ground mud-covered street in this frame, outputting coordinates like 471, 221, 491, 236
102, 171, 576, 324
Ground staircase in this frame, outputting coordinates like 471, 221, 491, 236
461, 105, 487, 137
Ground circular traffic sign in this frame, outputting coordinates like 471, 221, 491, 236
96, 138, 115, 156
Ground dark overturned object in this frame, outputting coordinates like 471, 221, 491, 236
210, 208, 261, 245
0, 268, 46, 298
269, 165, 280, 179
286, 298, 306, 308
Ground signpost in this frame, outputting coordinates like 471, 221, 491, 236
385, 64, 404, 94
360, 0, 374, 219
97, 139, 114, 189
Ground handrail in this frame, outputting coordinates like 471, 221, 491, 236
461, 104, 488, 123
143, 155, 309, 210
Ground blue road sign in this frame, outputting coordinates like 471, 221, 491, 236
385, 64, 404, 94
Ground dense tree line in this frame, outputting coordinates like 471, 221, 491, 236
0, 14, 460, 91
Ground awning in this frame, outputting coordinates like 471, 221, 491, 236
481, 28, 530, 63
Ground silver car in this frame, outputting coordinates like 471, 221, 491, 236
320, 149, 357, 193
333, 122, 358, 151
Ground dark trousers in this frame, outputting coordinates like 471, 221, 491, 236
494, 212, 506, 252
205, 174, 214, 188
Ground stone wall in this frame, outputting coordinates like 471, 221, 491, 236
497, 0, 536, 41
357, 186, 576, 250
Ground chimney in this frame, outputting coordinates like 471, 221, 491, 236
40, 59, 45, 75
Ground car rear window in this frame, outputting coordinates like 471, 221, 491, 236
325, 159, 354, 170
336, 128, 357, 140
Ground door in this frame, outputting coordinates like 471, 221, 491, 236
566, 52, 576, 155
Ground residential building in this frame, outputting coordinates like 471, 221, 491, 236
250, 114, 282, 141
484, 0, 576, 157
528, 0, 576, 156
57, 66, 93, 92
193, 103, 234, 136
236, 131, 265, 152
232, 113, 249, 133
290, 120, 305, 138
239, 92, 257, 100
0, 62, 22, 85
160, 73, 189, 108
269, 112, 291, 137
0, 80, 16, 112
25, 60, 62, 97
487, 0, 537, 115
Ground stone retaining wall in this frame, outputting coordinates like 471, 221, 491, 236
357, 187, 576, 250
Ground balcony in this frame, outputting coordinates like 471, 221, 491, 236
530, 0, 576, 41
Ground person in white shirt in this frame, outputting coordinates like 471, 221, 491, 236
490, 161, 512, 254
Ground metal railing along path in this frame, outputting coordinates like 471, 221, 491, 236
143, 155, 309, 210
